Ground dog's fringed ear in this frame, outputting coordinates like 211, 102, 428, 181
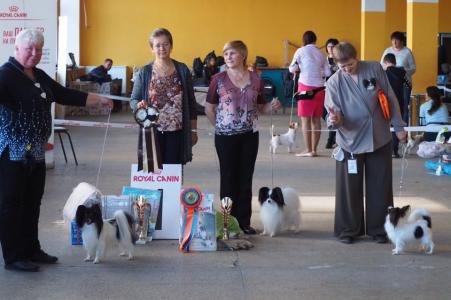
401, 205, 411, 216
75, 205, 87, 228
91, 203, 102, 214
272, 187, 285, 206
258, 187, 270, 204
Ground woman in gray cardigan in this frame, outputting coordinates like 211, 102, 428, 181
130, 28, 197, 165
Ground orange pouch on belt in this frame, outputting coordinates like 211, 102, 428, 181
377, 89, 391, 121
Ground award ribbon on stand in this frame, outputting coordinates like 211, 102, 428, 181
179, 187, 202, 252
134, 105, 162, 173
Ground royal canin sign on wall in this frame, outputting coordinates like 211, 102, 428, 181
0, 5, 28, 18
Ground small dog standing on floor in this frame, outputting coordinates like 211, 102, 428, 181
269, 122, 298, 154
258, 187, 301, 237
384, 205, 434, 255
75, 204, 136, 263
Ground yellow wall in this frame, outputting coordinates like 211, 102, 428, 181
361, 12, 386, 61
439, 0, 451, 32
407, 1, 439, 93
80, 0, 451, 79
385, 0, 406, 43
80, 0, 362, 68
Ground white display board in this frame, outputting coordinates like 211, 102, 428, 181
0, 0, 57, 79
130, 164, 182, 239
0, 0, 57, 165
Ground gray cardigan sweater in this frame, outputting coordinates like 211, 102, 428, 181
130, 59, 197, 164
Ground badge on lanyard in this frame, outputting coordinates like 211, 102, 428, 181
347, 153, 357, 174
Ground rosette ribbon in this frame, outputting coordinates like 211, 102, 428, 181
134, 105, 162, 173
179, 187, 203, 252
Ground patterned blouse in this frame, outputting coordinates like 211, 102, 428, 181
206, 71, 266, 135
148, 70, 183, 132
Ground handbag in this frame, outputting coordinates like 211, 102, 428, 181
295, 86, 325, 101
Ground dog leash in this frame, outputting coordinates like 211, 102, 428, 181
95, 108, 112, 188
270, 99, 275, 187
289, 73, 298, 125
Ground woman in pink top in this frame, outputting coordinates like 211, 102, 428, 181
289, 31, 330, 157
205, 40, 281, 234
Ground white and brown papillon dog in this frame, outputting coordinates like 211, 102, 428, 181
384, 205, 434, 255
258, 187, 301, 237
75, 204, 137, 264
269, 122, 298, 154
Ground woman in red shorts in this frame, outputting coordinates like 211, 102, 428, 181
289, 31, 330, 157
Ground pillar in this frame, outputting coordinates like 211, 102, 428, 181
361, 0, 386, 60
407, 0, 439, 94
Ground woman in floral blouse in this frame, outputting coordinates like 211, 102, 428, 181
205, 40, 281, 234
131, 28, 197, 165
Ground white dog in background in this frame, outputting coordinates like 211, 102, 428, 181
270, 122, 298, 154
258, 187, 301, 237
384, 205, 434, 255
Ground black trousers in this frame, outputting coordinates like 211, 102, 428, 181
0, 150, 45, 264
156, 130, 183, 164
215, 131, 259, 228
334, 142, 393, 239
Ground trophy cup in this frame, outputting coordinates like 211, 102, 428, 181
133, 195, 151, 244
221, 197, 233, 240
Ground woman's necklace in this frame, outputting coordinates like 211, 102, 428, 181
228, 69, 249, 89
153, 61, 174, 76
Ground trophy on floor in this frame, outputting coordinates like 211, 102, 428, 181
134, 104, 162, 173
133, 195, 151, 244
221, 197, 233, 240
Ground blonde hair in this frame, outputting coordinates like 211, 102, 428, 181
223, 40, 248, 66
149, 28, 173, 48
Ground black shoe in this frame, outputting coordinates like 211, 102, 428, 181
240, 225, 257, 235
339, 236, 354, 244
374, 235, 388, 244
30, 249, 58, 264
392, 153, 400, 159
5, 261, 40, 272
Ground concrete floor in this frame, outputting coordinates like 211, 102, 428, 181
1, 111, 450, 300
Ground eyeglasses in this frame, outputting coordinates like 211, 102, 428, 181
153, 43, 170, 49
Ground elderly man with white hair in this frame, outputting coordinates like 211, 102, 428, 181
0, 29, 112, 272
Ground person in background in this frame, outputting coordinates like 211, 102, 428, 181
419, 86, 450, 141
325, 42, 406, 245
130, 28, 197, 165
289, 30, 331, 157
382, 53, 406, 158
88, 58, 113, 84
380, 31, 416, 123
205, 40, 281, 235
324, 38, 339, 149
0, 29, 112, 272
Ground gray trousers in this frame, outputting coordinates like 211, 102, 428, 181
334, 142, 393, 239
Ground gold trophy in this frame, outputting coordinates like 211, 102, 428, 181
133, 195, 151, 244
221, 197, 233, 240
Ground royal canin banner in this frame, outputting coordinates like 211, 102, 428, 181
0, 0, 57, 78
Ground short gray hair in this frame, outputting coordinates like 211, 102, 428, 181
332, 42, 357, 63
15, 29, 44, 48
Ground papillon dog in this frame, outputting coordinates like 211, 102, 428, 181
75, 204, 137, 263
258, 187, 301, 237
384, 205, 434, 255
269, 122, 298, 154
